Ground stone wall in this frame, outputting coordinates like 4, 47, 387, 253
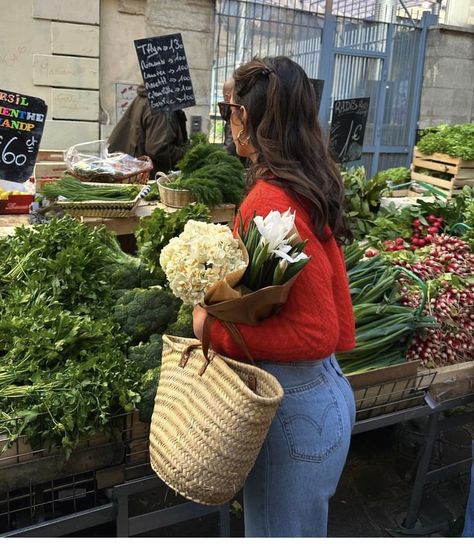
1, 0, 215, 151
143, 0, 215, 136
1, 0, 101, 149
419, 25, 474, 128
100, 0, 215, 139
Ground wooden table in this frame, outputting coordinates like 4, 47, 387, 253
0, 214, 30, 237
82, 202, 236, 235
0, 202, 236, 238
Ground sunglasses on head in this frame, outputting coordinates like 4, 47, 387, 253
218, 101, 241, 122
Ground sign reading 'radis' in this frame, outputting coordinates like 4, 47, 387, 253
134, 33, 196, 113
0, 89, 47, 182
330, 97, 370, 163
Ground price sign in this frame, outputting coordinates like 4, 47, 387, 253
0, 89, 47, 182
134, 33, 195, 113
330, 97, 370, 163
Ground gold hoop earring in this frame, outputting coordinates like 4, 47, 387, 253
237, 129, 250, 146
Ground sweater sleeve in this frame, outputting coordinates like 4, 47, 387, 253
209, 184, 342, 362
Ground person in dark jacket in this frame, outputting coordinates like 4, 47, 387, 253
107, 85, 188, 178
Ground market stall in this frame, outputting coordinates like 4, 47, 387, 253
0, 123, 473, 536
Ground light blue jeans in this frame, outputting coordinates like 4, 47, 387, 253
243, 354, 355, 537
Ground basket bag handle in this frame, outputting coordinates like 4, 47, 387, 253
177, 316, 257, 389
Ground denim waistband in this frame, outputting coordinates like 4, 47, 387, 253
257, 355, 335, 389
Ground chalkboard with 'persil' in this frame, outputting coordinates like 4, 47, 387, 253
134, 33, 196, 113
330, 97, 370, 163
0, 89, 47, 182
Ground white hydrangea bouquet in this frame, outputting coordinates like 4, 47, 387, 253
160, 209, 310, 325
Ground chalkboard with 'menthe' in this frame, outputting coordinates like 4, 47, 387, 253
134, 33, 196, 113
0, 89, 47, 182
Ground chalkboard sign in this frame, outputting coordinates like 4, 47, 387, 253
309, 79, 324, 116
0, 89, 47, 182
134, 33, 196, 113
330, 97, 370, 163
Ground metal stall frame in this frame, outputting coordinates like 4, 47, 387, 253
212, 0, 439, 176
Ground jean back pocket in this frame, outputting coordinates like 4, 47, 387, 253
277, 374, 343, 463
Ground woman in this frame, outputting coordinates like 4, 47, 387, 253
193, 56, 356, 537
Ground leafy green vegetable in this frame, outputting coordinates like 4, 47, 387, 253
0, 217, 170, 457
463, 200, 474, 250
136, 203, 211, 274
341, 166, 387, 239
176, 176, 224, 206
367, 186, 474, 246
373, 167, 410, 187
417, 124, 474, 160
143, 182, 161, 202
0, 287, 141, 456
164, 140, 246, 206
0, 217, 119, 318
113, 287, 180, 343
177, 142, 225, 176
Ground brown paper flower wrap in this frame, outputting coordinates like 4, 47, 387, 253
200, 233, 304, 362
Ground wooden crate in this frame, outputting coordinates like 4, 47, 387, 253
426, 360, 474, 404
209, 203, 236, 225
0, 411, 146, 493
347, 360, 429, 419
34, 149, 67, 192
411, 147, 474, 197
37, 149, 65, 162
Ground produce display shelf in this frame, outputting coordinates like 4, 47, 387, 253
0, 410, 230, 537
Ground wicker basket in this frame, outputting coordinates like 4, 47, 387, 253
149, 335, 284, 505
157, 172, 195, 208
54, 183, 146, 218
69, 155, 153, 185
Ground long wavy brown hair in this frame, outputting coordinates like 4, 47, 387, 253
233, 56, 352, 244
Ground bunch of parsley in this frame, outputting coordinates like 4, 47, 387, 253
0, 218, 142, 457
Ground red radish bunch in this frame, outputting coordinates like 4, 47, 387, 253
364, 248, 380, 258
392, 235, 473, 281
378, 215, 446, 253
409, 215, 444, 250
394, 234, 474, 367
382, 237, 406, 252
403, 285, 474, 366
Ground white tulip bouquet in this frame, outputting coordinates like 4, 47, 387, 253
238, 208, 310, 290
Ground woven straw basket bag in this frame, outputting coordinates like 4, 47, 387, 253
149, 334, 284, 505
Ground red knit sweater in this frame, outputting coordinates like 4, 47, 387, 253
209, 180, 355, 362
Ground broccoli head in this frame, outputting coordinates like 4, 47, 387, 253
114, 287, 180, 343
110, 259, 166, 291
165, 304, 195, 338
128, 334, 163, 371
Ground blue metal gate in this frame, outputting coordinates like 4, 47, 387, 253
211, 0, 438, 176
